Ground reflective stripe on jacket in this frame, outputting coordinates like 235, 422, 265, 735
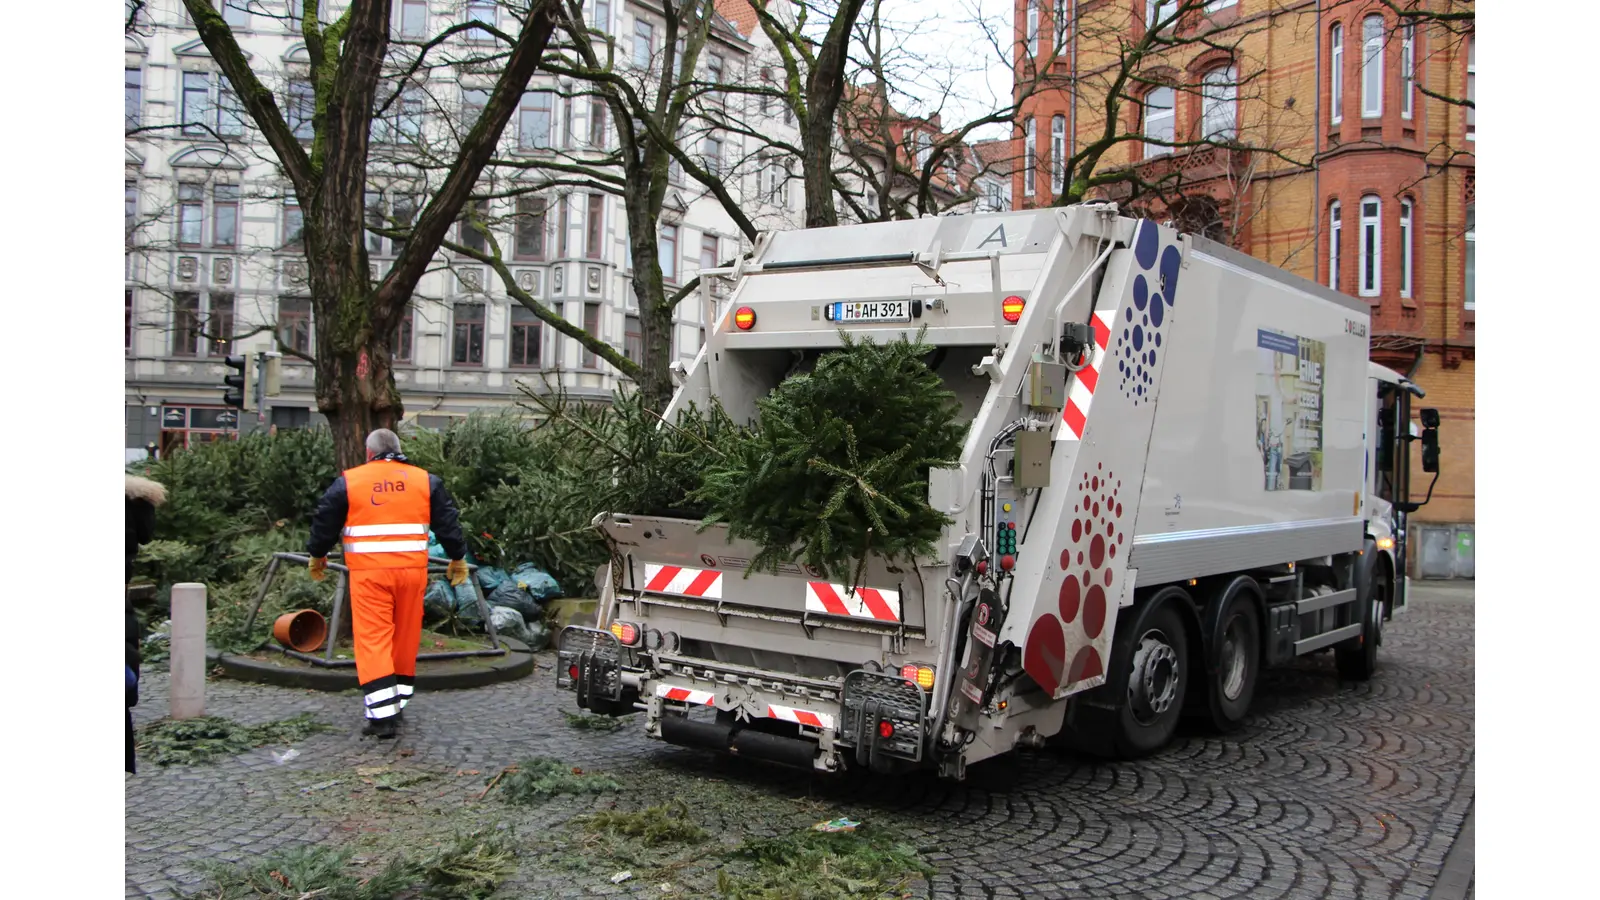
339, 460, 432, 570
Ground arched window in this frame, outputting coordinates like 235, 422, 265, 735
1026, 0, 1039, 56
1399, 198, 1413, 298
1359, 195, 1381, 297
1466, 36, 1475, 140
1361, 15, 1384, 118
1330, 24, 1343, 126
1143, 86, 1175, 159
1051, 115, 1065, 193
1202, 66, 1237, 140
1464, 202, 1475, 310
1024, 118, 1036, 196
1329, 200, 1342, 291
1053, 0, 1068, 51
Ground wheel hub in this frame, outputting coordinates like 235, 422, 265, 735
1127, 632, 1179, 723
1219, 616, 1248, 701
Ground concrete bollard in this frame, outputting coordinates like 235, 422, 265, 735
169, 583, 207, 720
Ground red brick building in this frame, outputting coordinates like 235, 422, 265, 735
1011, 0, 1474, 575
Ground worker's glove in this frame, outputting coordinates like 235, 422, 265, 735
308, 557, 328, 582
446, 559, 469, 587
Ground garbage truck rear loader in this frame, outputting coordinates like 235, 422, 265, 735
558, 204, 1441, 780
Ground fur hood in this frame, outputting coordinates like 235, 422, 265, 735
126, 474, 168, 506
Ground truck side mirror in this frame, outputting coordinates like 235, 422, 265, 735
1419, 408, 1440, 473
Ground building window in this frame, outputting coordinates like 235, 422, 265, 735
593, 0, 611, 34
221, 0, 250, 29
160, 406, 240, 452
1358, 195, 1381, 297
700, 233, 718, 272
1143, 86, 1174, 159
452, 302, 485, 366
1023, 118, 1036, 196
206, 293, 235, 357
509, 305, 542, 368
703, 134, 723, 176
213, 184, 239, 247
217, 81, 246, 137
557, 197, 570, 257
519, 91, 554, 150
1201, 66, 1237, 141
465, 0, 496, 41
1401, 24, 1415, 120
393, 306, 414, 363
172, 293, 201, 357
1053, 0, 1067, 49
622, 314, 642, 362
1330, 24, 1343, 127
1050, 115, 1064, 194
659, 225, 678, 283
1361, 15, 1383, 118
399, 0, 427, 38
126, 289, 135, 351
126, 67, 142, 130
633, 19, 654, 68
461, 87, 489, 128
287, 79, 315, 139
279, 297, 312, 353
706, 53, 724, 105
589, 98, 608, 146
585, 194, 605, 259
1146, 0, 1173, 31
1464, 204, 1474, 311
388, 194, 417, 256
1399, 198, 1413, 298
1026, 0, 1038, 56
457, 198, 489, 255
515, 196, 547, 260
283, 195, 304, 251
582, 302, 601, 368
1205, 0, 1236, 11
126, 180, 138, 236
1328, 200, 1341, 291
182, 72, 211, 135
1466, 37, 1475, 141
178, 183, 204, 246
365, 191, 385, 254
377, 85, 425, 143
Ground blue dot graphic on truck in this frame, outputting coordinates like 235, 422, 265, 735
1116, 221, 1181, 405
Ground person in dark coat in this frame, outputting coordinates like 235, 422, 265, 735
126, 474, 167, 774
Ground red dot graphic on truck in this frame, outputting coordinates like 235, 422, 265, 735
1023, 614, 1067, 689
1059, 577, 1080, 621
1067, 646, 1104, 684
1117, 223, 1182, 406
1083, 585, 1107, 638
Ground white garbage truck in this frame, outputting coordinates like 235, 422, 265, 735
557, 203, 1442, 779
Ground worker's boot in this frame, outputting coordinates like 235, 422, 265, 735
362, 716, 398, 739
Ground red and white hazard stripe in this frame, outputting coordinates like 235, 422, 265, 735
640, 563, 724, 600
766, 703, 835, 731
805, 582, 900, 623
654, 683, 716, 707
1056, 310, 1116, 441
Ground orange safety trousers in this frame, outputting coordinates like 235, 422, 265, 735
350, 567, 428, 719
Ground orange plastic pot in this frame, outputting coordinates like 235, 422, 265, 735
273, 609, 328, 653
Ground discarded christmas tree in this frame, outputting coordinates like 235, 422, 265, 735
694, 330, 967, 585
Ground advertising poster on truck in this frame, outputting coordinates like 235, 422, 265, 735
1255, 328, 1325, 491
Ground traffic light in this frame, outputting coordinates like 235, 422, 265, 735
223, 353, 254, 411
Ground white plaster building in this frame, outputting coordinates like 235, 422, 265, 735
124, 0, 800, 452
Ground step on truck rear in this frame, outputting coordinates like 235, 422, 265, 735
558, 203, 1442, 779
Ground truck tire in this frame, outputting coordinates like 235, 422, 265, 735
1062, 590, 1192, 759
1335, 555, 1386, 681
1202, 577, 1262, 731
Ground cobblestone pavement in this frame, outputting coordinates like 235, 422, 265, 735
127, 583, 1474, 900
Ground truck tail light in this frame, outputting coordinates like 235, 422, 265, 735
878, 720, 895, 738
609, 621, 640, 646
568, 664, 580, 681
1001, 295, 1025, 323
734, 306, 757, 330
899, 664, 935, 690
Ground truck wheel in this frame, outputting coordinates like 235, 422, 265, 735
1204, 580, 1261, 731
1335, 567, 1386, 681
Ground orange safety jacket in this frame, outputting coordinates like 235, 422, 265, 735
339, 460, 433, 570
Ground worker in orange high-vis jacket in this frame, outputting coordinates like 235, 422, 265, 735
306, 428, 469, 739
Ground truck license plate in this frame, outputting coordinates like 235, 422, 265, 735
830, 300, 910, 323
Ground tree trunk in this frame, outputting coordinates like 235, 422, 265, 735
802, 115, 839, 229
627, 205, 676, 412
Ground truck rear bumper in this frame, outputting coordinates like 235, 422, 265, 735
556, 625, 934, 774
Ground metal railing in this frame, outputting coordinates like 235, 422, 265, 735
242, 552, 505, 667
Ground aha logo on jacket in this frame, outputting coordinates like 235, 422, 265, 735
369, 478, 408, 506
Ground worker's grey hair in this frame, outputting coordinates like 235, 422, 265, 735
365, 428, 402, 456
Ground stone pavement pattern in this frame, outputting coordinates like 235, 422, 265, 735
127, 584, 1474, 899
